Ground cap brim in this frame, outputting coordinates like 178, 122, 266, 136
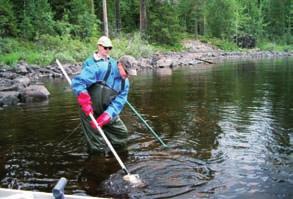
97, 42, 112, 47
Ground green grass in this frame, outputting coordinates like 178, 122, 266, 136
257, 40, 293, 52
198, 36, 240, 51
0, 52, 22, 65
111, 32, 158, 58
0, 33, 159, 67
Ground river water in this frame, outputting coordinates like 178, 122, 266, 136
0, 58, 292, 198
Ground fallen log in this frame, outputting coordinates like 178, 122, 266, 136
194, 58, 214, 64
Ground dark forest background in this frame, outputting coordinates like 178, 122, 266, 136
0, 0, 292, 65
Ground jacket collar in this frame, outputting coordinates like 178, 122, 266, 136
93, 52, 110, 61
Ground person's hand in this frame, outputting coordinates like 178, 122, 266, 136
77, 92, 93, 116
90, 112, 111, 129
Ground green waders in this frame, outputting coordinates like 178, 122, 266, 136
80, 83, 128, 154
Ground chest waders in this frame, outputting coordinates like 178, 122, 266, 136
80, 62, 128, 154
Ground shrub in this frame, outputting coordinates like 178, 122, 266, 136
112, 32, 156, 58
0, 52, 21, 65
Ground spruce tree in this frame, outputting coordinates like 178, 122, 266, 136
0, 0, 18, 36
147, 0, 181, 45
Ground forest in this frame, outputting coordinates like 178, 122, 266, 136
0, 0, 292, 65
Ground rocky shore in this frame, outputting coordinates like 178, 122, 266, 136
0, 61, 80, 108
0, 40, 292, 108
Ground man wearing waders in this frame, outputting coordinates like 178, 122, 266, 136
71, 36, 133, 155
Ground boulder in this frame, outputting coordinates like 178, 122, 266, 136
0, 78, 16, 91
0, 91, 20, 106
14, 76, 30, 90
137, 58, 153, 69
15, 61, 29, 75
156, 57, 173, 68
0, 71, 18, 79
20, 85, 50, 103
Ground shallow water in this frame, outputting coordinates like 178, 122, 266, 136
0, 58, 292, 198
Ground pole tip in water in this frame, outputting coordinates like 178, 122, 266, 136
123, 174, 145, 187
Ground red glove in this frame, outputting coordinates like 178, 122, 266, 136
77, 92, 93, 116
90, 112, 111, 129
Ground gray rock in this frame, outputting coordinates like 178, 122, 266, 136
156, 58, 173, 68
14, 76, 30, 90
0, 78, 17, 91
0, 71, 18, 79
20, 85, 50, 103
0, 91, 20, 106
15, 61, 29, 74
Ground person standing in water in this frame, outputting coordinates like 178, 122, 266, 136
71, 35, 136, 155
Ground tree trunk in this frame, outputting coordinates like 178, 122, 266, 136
86, 0, 95, 15
140, 0, 147, 34
90, 0, 95, 15
203, 15, 206, 35
115, 0, 121, 33
103, 0, 109, 37
194, 18, 198, 38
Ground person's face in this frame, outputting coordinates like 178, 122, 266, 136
98, 45, 112, 57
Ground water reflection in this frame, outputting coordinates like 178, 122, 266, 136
154, 68, 172, 76
0, 58, 292, 198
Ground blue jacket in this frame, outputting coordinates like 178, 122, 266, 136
71, 55, 129, 119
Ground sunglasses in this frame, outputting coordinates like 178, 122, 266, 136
102, 45, 112, 50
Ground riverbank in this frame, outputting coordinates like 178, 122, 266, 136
0, 40, 292, 108
137, 40, 292, 69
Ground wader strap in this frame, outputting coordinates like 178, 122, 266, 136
103, 61, 112, 82
100, 61, 125, 91
93, 58, 125, 91
93, 59, 112, 83
121, 79, 125, 91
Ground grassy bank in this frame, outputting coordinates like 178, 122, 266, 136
0, 33, 291, 67
197, 36, 293, 52
0, 33, 158, 67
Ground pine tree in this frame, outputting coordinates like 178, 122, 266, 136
204, 0, 235, 38
265, 0, 288, 39
0, 0, 18, 36
17, 0, 55, 40
147, 0, 181, 45
69, 0, 99, 39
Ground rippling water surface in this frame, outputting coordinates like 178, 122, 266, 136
0, 58, 292, 198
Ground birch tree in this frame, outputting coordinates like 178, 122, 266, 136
140, 0, 147, 34
103, 0, 109, 36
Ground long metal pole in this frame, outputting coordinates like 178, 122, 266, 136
126, 101, 167, 147
56, 59, 130, 175
89, 114, 130, 174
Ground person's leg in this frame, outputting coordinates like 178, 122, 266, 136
103, 116, 128, 150
80, 112, 106, 154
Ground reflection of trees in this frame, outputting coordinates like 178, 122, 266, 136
224, 59, 292, 151
129, 59, 293, 161
129, 71, 186, 140
130, 61, 293, 160
266, 59, 293, 131
129, 67, 221, 160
